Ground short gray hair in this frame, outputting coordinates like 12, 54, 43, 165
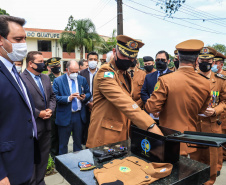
106, 51, 113, 63
66, 60, 77, 69
179, 52, 199, 64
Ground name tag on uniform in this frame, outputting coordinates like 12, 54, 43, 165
104, 72, 114, 78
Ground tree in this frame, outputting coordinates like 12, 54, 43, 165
59, 16, 101, 59
156, 0, 186, 17
98, 29, 117, 54
207, 43, 226, 55
0, 8, 9, 15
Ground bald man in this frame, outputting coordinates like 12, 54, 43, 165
52, 60, 91, 154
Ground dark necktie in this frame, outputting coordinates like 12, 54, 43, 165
12, 65, 37, 139
71, 79, 78, 111
35, 75, 47, 109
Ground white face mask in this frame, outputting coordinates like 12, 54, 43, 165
15, 66, 22, 73
88, 60, 97, 69
1, 38, 27, 62
69, 72, 78, 79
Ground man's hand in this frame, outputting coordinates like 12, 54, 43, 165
87, 102, 93, 112
0, 177, 10, 185
153, 112, 159, 118
69, 93, 80, 102
43, 109, 52, 119
204, 107, 216, 117
39, 110, 47, 119
148, 124, 164, 136
77, 94, 86, 101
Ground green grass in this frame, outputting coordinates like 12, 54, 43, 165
46, 154, 55, 175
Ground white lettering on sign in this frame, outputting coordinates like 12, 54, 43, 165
26, 31, 60, 39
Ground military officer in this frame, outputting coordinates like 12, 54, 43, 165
143, 56, 156, 74
128, 59, 146, 108
47, 57, 64, 158
145, 39, 211, 156
214, 53, 226, 162
86, 35, 163, 148
189, 47, 226, 185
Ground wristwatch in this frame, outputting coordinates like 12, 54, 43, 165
147, 123, 156, 130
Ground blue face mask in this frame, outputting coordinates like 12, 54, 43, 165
211, 64, 218, 73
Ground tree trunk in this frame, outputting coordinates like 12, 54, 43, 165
80, 46, 83, 59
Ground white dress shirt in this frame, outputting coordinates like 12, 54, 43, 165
66, 73, 81, 112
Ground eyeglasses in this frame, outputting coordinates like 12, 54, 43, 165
155, 58, 166, 62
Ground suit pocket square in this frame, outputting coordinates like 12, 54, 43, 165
0, 141, 15, 152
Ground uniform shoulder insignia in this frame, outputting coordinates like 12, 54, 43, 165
159, 71, 174, 77
198, 73, 209, 79
154, 81, 160, 91
104, 71, 114, 78
215, 73, 226, 80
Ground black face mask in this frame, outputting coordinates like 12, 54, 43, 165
51, 67, 61, 74
130, 60, 137, 67
199, 62, 212, 72
32, 62, 45, 73
156, 60, 167, 71
174, 60, 179, 69
144, 65, 154, 72
115, 52, 133, 71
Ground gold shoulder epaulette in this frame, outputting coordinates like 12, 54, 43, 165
215, 73, 226, 80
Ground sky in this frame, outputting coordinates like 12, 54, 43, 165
1, 0, 226, 58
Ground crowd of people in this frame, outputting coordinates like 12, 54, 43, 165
0, 15, 226, 185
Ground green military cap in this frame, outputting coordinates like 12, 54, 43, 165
213, 52, 226, 63
116, 35, 144, 59
47, 57, 61, 67
199, 47, 217, 59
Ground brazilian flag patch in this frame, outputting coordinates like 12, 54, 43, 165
154, 81, 160, 91
104, 71, 114, 78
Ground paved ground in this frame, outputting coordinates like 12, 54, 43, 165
45, 136, 226, 185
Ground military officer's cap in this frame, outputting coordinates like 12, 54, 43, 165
143, 56, 154, 62
176, 39, 204, 55
116, 35, 144, 59
214, 52, 226, 62
47, 57, 61, 66
199, 47, 217, 59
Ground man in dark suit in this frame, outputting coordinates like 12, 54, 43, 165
53, 60, 91, 154
80, 51, 99, 144
141, 50, 172, 123
0, 15, 37, 185
21, 51, 56, 185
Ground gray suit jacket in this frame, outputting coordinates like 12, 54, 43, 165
21, 69, 56, 132
80, 68, 98, 93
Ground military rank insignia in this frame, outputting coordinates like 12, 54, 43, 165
78, 161, 96, 171
209, 91, 220, 108
215, 73, 226, 80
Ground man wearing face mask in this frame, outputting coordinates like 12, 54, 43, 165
14, 60, 23, 74
141, 51, 172, 124
46, 57, 64, 159
128, 58, 146, 108
80, 51, 99, 144
143, 56, 156, 74
86, 35, 163, 149
189, 47, 226, 185
173, 50, 179, 71
21, 51, 56, 185
0, 15, 38, 185
145, 40, 211, 157
52, 60, 91, 154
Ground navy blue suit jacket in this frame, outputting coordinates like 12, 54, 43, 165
0, 60, 35, 184
141, 69, 172, 104
52, 74, 91, 126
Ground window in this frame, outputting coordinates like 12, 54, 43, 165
38, 40, 51, 52
63, 44, 75, 52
